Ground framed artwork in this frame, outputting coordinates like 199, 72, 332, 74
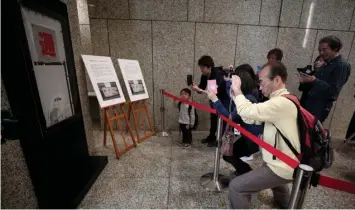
21, 7, 74, 127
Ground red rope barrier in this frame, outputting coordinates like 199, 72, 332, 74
162, 90, 299, 168
162, 91, 216, 114
162, 90, 355, 194
318, 175, 355, 194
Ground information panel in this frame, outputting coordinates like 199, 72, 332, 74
117, 59, 149, 102
82, 55, 126, 107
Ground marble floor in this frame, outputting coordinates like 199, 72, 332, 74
79, 130, 355, 209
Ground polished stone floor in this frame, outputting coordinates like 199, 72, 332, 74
79, 130, 355, 209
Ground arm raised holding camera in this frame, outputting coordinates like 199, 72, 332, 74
203, 89, 241, 123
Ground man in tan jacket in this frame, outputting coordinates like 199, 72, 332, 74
228, 62, 300, 209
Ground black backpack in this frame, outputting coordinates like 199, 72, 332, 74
178, 102, 199, 130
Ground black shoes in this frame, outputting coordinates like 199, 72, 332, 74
201, 138, 210, 144
207, 141, 217, 147
220, 177, 231, 186
274, 200, 287, 209
231, 167, 252, 178
222, 169, 252, 186
201, 135, 217, 146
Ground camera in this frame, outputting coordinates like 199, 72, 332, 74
222, 67, 235, 78
297, 65, 313, 75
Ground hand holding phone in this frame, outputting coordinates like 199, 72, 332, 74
191, 82, 202, 92
299, 72, 316, 83
299, 72, 311, 77
187, 75, 193, 86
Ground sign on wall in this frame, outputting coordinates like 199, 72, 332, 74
117, 59, 149, 102
82, 55, 126, 108
21, 7, 74, 127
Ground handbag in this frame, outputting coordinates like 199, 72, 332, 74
221, 119, 236, 156
221, 99, 238, 156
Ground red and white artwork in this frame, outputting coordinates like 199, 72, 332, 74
32, 24, 59, 62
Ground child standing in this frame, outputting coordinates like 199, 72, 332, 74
178, 88, 195, 148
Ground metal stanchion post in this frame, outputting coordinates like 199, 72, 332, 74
288, 164, 314, 209
200, 115, 228, 192
156, 89, 170, 137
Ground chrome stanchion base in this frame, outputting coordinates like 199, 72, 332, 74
156, 131, 171, 137
200, 173, 229, 192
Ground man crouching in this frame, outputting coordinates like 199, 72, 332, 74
228, 62, 300, 209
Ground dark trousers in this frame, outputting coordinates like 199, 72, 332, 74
208, 112, 218, 140
179, 124, 192, 144
208, 99, 230, 141
346, 111, 355, 140
223, 137, 259, 175
305, 100, 333, 123
318, 102, 333, 123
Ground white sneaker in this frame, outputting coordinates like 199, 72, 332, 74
240, 155, 254, 162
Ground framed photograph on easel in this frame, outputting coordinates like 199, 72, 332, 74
82, 55, 126, 107
82, 55, 136, 158
117, 58, 154, 142
117, 59, 149, 102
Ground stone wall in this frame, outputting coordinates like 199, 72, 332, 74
87, 0, 355, 138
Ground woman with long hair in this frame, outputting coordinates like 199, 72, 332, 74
203, 64, 263, 184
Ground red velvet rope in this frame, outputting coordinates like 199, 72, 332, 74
162, 90, 355, 194
162, 90, 299, 168
318, 175, 355, 194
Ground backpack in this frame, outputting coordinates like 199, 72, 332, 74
274, 94, 334, 173
178, 102, 199, 130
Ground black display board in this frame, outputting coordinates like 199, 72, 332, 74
1, 0, 107, 208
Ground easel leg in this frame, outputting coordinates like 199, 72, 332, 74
139, 107, 147, 136
106, 111, 120, 159
103, 109, 108, 146
120, 104, 137, 147
117, 118, 128, 147
131, 103, 141, 142
127, 103, 132, 121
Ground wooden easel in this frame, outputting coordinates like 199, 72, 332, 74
127, 99, 154, 143
103, 103, 137, 158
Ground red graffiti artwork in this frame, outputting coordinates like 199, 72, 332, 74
39, 32, 56, 57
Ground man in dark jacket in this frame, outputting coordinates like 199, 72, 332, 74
191, 55, 229, 147
298, 36, 351, 122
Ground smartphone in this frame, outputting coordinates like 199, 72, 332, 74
297, 65, 313, 75
299, 72, 311, 77
207, 80, 217, 94
187, 75, 193, 86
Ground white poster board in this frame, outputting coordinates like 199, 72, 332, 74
117, 59, 149, 102
82, 55, 126, 108
21, 7, 74, 127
